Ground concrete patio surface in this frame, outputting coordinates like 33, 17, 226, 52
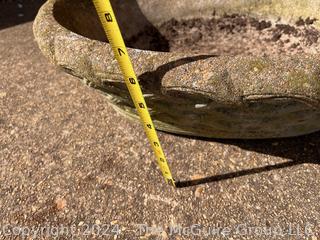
0, 16, 319, 239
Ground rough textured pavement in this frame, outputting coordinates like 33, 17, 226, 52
0, 22, 320, 239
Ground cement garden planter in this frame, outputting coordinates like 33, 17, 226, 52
33, 0, 320, 139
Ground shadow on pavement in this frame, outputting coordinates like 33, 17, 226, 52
175, 131, 320, 188
0, 0, 46, 30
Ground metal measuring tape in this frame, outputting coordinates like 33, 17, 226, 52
92, 0, 176, 186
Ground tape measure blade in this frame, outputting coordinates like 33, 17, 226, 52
92, 0, 175, 187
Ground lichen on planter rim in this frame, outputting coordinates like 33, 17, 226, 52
33, 0, 320, 138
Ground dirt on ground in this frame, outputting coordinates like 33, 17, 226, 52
128, 14, 320, 56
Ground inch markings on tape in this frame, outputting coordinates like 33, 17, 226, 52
92, 0, 175, 186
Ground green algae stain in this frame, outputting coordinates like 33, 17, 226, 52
210, 70, 229, 84
248, 59, 268, 73
288, 69, 320, 92
288, 70, 309, 87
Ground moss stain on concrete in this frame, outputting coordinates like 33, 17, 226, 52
248, 59, 269, 73
288, 69, 320, 92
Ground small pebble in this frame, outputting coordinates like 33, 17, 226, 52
273, 174, 281, 181
0, 92, 7, 98
195, 186, 204, 198
54, 197, 67, 210
111, 220, 118, 225
161, 231, 168, 240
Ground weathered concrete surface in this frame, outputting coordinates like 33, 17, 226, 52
33, 0, 320, 138
1, 22, 320, 239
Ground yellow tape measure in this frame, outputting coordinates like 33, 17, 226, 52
92, 0, 175, 186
